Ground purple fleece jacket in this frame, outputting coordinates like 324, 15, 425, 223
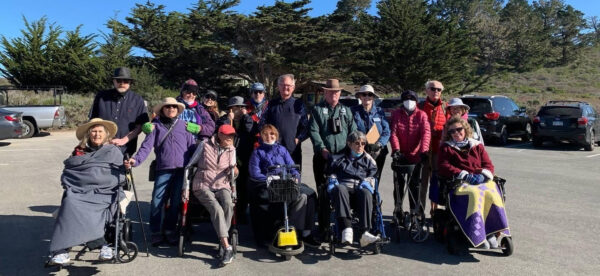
133, 118, 196, 170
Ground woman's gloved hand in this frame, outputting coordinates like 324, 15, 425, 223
360, 180, 374, 194
464, 173, 485, 185
186, 122, 201, 134
327, 176, 339, 193
142, 122, 154, 134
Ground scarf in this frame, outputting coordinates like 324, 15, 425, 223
159, 116, 177, 130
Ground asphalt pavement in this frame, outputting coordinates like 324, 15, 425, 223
0, 131, 598, 275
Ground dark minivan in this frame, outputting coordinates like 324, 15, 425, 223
460, 95, 532, 145
532, 101, 600, 151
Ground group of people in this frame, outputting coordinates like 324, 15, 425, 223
47, 67, 510, 266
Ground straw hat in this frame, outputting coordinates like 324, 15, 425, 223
76, 118, 118, 141
153, 97, 185, 116
322, 79, 342, 91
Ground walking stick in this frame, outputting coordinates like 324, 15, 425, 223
125, 154, 150, 257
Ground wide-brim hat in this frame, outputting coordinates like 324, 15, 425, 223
153, 97, 185, 116
355, 84, 379, 98
447, 98, 470, 111
322, 79, 342, 91
112, 67, 134, 80
227, 96, 246, 108
76, 118, 118, 141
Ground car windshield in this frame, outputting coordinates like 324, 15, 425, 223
461, 98, 492, 114
538, 106, 581, 117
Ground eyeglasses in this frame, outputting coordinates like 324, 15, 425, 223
252, 90, 264, 94
359, 93, 375, 98
183, 90, 196, 94
164, 105, 179, 109
428, 87, 442, 92
353, 141, 366, 146
115, 79, 131, 84
447, 127, 464, 134
204, 95, 216, 100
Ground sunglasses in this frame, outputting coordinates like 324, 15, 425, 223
115, 79, 131, 84
447, 127, 464, 134
428, 87, 442, 92
204, 95, 216, 100
163, 105, 179, 109
252, 90, 264, 94
353, 141, 367, 146
359, 93, 375, 98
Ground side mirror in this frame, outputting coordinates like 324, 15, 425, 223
518, 107, 526, 113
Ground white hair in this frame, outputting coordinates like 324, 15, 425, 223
425, 80, 444, 90
277, 74, 295, 85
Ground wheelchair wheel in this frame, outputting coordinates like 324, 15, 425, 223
408, 211, 430, 243
123, 219, 133, 242
230, 229, 239, 255
374, 243, 381, 254
116, 241, 138, 263
177, 234, 185, 257
501, 236, 514, 256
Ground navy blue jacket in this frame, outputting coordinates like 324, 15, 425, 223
260, 97, 309, 155
89, 88, 149, 155
329, 148, 377, 183
351, 105, 391, 146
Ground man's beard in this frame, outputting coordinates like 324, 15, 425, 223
116, 87, 128, 93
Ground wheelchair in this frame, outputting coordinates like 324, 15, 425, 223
433, 176, 514, 256
266, 164, 304, 261
390, 155, 430, 243
177, 151, 239, 258
321, 176, 389, 255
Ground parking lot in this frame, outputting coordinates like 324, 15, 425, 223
0, 131, 598, 275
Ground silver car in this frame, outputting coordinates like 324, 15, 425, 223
0, 108, 24, 140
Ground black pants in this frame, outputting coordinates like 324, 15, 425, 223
393, 162, 422, 219
236, 163, 249, 223
312, 153, 330, 234
291, 146, 302, 171
368, 145, 388, 183
330, 183, 373, 232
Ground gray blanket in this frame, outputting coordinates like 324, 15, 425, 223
49, 144, 125, 253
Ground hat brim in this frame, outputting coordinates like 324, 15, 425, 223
354, 91, 380, 98
322, 87, 342, 92
448, 104, 470, 111
154, 102, 185, 116
112, 76, 134, 80
76, 119, 118, 141
227, 103, 246, 108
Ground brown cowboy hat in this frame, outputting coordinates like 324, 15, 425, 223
322, 79, 342, 92
76, 118, 118, 141
153, 97, 185, 116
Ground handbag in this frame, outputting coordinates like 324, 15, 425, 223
148, 120, 178, 181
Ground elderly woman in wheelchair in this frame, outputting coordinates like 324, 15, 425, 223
437, 117, 512, 254
326, 131, 381, 247
47, 119, 127, 265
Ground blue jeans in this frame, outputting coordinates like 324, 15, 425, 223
149, 168, 184, 233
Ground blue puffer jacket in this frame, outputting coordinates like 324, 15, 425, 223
248, 142, 300, 184
351, 105, 390, 146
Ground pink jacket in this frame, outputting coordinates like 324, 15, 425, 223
390, 108, 431, 163
192, 137, 236, 191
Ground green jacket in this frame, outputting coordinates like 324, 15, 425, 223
309, 101, 357, 154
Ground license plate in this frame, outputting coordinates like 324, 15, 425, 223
552, 121, 563, 126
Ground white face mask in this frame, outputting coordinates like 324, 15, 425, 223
263, 140, 276, 145
403, 100, 416, 111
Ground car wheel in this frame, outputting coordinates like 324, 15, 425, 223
498, 126, 508, 146
521, 123, 532, 142
20, 120, 35, 139
584, 130, 595, 151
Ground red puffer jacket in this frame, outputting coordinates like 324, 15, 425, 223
419, 99, 446, 154
389, 108, 431, 164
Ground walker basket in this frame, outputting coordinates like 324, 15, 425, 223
268, 179, 299, 203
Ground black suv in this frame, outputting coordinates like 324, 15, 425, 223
532, 101, 600, 151
460, 95, 532, 145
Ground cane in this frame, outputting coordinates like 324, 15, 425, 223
125, 154, 150, 257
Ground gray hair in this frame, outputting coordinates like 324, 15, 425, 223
79, 124, 110, 148
425, 80, 444, 90
277, 74, 295, 85
346, 131, 367, 144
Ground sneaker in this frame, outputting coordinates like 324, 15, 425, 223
487, 235, 499, 249
50, 252, 70, 265
341, 228, 353, 245
99, 245, 113, 261
221, 246, 234, 265
359, 231, 381, 247
302, 235, 321, 248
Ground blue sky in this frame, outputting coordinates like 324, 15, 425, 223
0, 0, 598, 55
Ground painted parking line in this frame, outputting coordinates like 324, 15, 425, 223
585, 153, 600, 158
